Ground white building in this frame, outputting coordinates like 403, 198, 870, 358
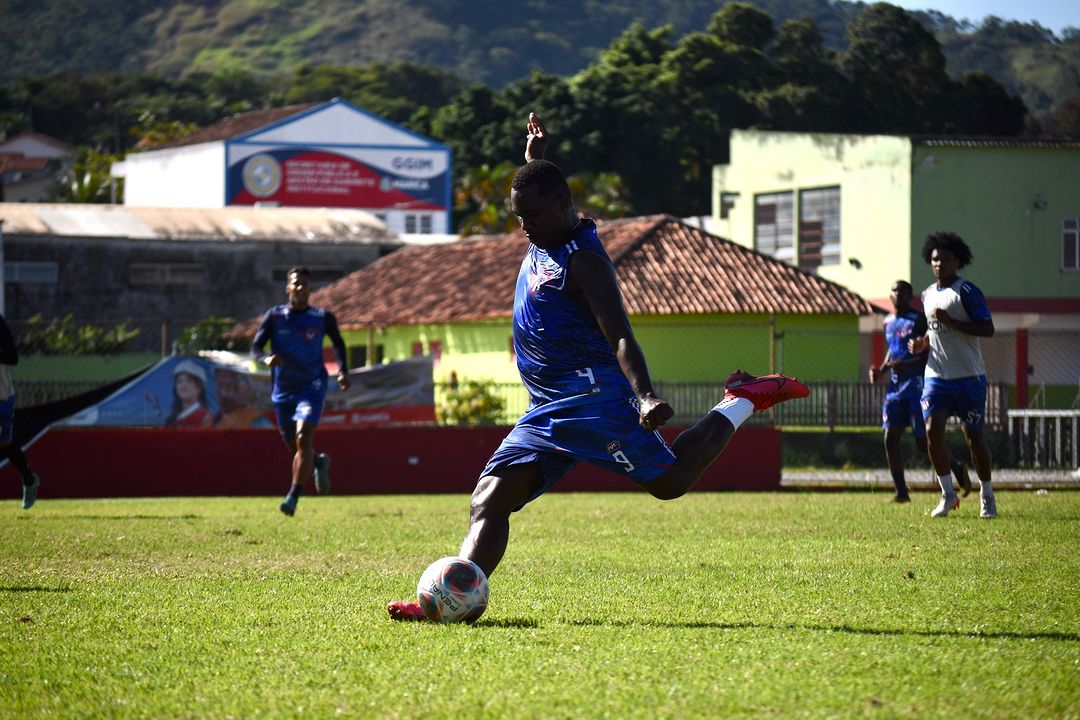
117, 98, 452, 237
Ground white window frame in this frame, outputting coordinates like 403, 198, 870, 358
1063, 218, 1079, 272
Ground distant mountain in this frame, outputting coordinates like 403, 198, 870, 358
2, 0, 1077, 122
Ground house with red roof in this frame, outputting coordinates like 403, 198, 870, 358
0, 132, 71, 202
235, 215, 873, 422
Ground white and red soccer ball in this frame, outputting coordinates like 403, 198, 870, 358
416, 556, 489, 623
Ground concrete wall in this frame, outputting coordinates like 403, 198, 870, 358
3, 234, 388, 335
123, 142, 226, 207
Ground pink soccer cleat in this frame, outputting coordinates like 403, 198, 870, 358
387, 600, 428, 622
724, 370, 810, 413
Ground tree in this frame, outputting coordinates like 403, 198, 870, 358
841, 3, 952, 133
949, 72, 1027, 135
707, 2, 775, 50
454, 161, 518, 236
1047, 95, 1080, 137
52, 147, 121, 204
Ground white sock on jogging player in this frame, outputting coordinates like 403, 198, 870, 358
937, 473, 956, 497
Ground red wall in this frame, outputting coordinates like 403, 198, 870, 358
4, 425, 780, 499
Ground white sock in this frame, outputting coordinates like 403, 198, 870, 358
937, 473, 956, 497
980, 479, 994, 497
711, 397, 754, 429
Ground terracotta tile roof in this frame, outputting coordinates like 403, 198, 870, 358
146, 102, 322, 151
235, 214, 871, 334
0, 153, 51, 174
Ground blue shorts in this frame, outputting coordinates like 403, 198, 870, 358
479, 391, 677, 510
882, 394, 925, 436
273, 388, 326, 444
921, 376, 988, 432
0, 394, 14, 443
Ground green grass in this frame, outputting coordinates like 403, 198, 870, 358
2, 492, 1079, 718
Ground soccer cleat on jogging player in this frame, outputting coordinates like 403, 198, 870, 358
21, 474, 40, 510
279, 495, 298, 517
930, 494, 959, 518
723, 370, 810, 412
314, 453, 331, 494
979, 493, 997, 519
387, 600, 427, 622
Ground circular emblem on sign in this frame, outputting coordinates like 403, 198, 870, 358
242, 154, 282, 198
379, 176, 393, 193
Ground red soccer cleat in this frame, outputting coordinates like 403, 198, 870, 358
724, 370, 810, 413
387, 600, 428, 622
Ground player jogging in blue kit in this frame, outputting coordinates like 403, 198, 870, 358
870, 280, 969, 502
388, 113, 810, 621
908, 232, 997, 519
252, 266, 350, 516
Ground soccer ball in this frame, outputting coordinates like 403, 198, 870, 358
416, 556, 489, 623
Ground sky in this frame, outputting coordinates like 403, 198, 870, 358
885, 0, 1078, 36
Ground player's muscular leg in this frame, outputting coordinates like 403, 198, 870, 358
962, 427, 992, 482
293, 422, 316, 487
925, 410, 952, 476
884, 426, 905, 477
459, 462, 543, 578
645, 412, 737, 500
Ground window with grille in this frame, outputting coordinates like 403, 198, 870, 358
420, 214, 433, 234
754, 192, 794, 262
404, 214, 418, 233
798, 187, 841, 272
1064, 218, 1079, 271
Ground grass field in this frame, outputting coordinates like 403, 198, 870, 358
2, 491, 1079, 719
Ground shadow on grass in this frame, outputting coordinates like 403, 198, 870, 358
0, 586, 73, 593
475, 617, 541, 628
23, 514, 200, 521
567, 618, 1080, 642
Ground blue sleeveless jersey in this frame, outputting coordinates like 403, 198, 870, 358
883, 309, 926, 401
513, 220, 630, 406
253, 305, 332, 402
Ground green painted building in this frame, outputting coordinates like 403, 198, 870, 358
712, 130, 1080, 407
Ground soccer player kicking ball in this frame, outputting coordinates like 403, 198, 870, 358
908, 232, 997, 519
387, 113, 810, 621
252, 266, 350, 516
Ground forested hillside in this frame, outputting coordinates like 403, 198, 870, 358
1, 0, 1077, 122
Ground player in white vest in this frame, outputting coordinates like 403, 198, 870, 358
908, 232, 997, 519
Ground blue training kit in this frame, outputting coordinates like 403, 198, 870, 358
483, 220, 676, 507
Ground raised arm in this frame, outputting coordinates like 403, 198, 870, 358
569, 250, 673, 431
525, 112, 548, 163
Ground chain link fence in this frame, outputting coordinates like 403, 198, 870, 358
10, 316, 1080, 469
